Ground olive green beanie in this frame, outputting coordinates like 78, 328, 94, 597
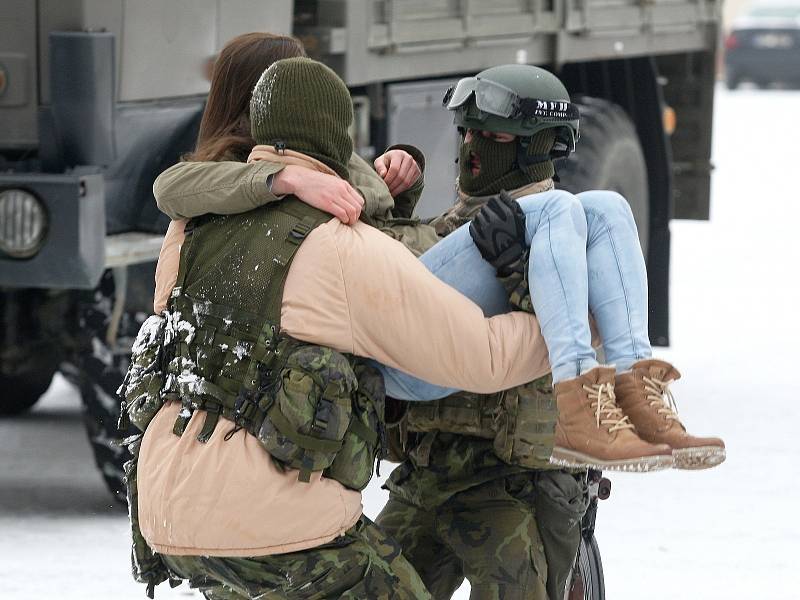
250, 57, 353, 179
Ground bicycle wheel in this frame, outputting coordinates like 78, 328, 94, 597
565, 535, 605, 600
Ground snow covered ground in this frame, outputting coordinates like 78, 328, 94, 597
1, 85, 798, 599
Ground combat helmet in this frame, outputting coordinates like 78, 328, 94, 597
444, 64, 580, 163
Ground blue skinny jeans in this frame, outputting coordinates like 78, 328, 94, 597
379, 189, 653, 400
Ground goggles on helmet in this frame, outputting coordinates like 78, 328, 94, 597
444, 77, 519, 118
443, 76, 580, 123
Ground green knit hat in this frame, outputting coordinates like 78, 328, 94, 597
250, 57, 353, 179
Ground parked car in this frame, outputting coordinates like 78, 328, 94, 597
725, 3, 800, 89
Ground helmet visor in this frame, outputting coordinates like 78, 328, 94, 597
444, 77, 519, 118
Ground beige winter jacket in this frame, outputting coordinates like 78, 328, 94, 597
139, 149, 553, 557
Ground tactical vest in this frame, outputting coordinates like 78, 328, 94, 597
120, 198, 385, 491
396, 243, 557, 471
396, 375, 557, 470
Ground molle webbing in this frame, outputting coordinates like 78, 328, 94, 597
404, 375, 558, 470
166, 198, 328, 444
163, 199, 385, 489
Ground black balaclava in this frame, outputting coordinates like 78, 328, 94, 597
458, 129, 556, 196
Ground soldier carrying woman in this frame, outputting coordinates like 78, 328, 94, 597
121, 32, 724, 599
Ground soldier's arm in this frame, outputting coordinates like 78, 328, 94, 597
353, 145, 427, 222
426, 194, 483, 238
153, 160, 285, 220
348, 153, 396, 222
154, 156, 391, 224
281, 220, 552, 398
378, 144, 426, 218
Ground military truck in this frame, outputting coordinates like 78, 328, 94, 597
2, 0, 717, 515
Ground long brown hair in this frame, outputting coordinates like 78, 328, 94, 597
187, 32, 306, 162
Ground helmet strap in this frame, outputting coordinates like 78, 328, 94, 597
515, 138, 551, 169
514, 131, 556, 184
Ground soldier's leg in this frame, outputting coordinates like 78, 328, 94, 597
343, 515, 433, 599
377, 494, 465, 599
160, 554, 250, 599
437, 477, 548, 600
534, 470, 589, 600
161, 516, 431, 599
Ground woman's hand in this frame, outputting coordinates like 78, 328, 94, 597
272, 166, 364, 225
374, 150, 421, 197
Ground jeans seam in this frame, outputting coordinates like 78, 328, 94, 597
586, 208, 639, 362
544, 214, 583, 379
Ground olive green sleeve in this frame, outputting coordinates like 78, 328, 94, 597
152, 160, 286, 220
384, 144, 426, 219
347, 153, 395, 222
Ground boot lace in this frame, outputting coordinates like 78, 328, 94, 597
582, 382, 635, 433
643, 376, 680, 422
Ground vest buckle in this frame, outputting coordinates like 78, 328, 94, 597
288, 221, 313, 243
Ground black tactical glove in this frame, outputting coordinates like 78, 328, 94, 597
469, 190, 527, 276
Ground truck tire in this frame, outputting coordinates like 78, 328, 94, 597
0, 289, 66, 416
0, 369, 55, 415
557, 96, 649, 256
74, 354, 131, 506
566, 535, 605, 600
71, 270, 143, 506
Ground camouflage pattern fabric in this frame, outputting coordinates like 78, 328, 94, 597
378, 181, 588, 598
258, 343, 358, 481
403, 375, 556, 472
326, 360, 387, 490
426, 179, 554, 239
378, 473, 549, 600
119, 314, 168, 432
380, 435, 588, 600
161, 516, 431, 600
123, 435, 180, 598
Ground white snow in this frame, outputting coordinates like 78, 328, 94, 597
232, 343, 249, 361
0, 86, 797, 599
130, 315, 165, 356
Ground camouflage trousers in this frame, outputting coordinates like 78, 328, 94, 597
161, 516, 431, 600
378, 438, 588, 600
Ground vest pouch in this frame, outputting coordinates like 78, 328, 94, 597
124, 435, 179, 598
383, 397, 410, 463
257, 344, 357, 482
119, 315, 167, 432
492, 376, 557, 469
326, 362, 386, 491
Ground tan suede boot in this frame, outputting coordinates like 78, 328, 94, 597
550, 366, 674, 472
614, 359, 726, 470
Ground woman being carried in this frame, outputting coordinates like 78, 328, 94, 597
155, 50, 724, 473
